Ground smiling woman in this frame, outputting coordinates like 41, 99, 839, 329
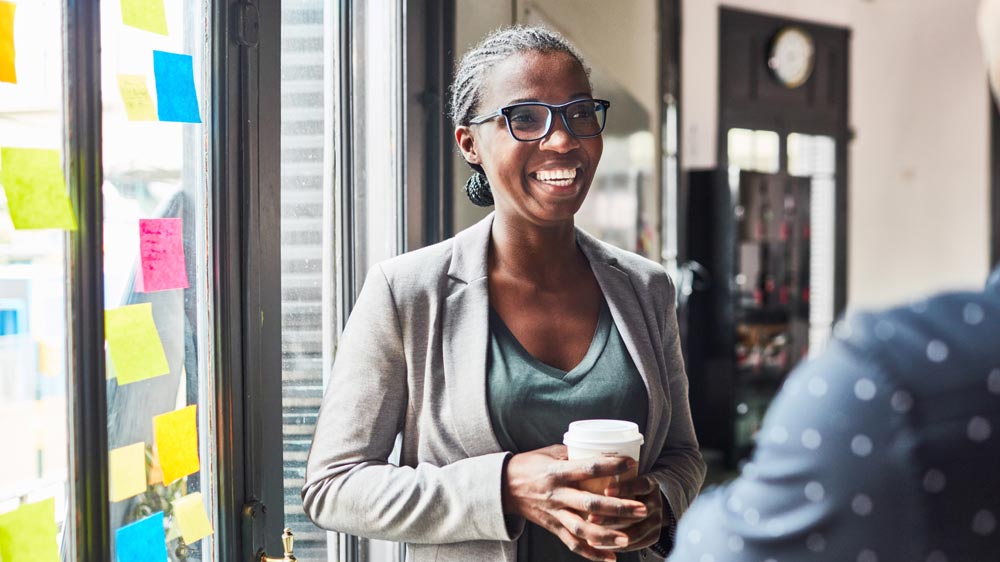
302, 25, 705, 562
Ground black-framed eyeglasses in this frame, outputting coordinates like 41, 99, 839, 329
469, 98, 611, 142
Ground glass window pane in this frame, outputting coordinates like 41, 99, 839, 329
787, 132, 837, 355
100, 0, 215, 560
0, 0, 71, 553
727, 128, 780, 174
280, 0, 338, 559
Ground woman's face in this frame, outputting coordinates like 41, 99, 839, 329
456, 50, 604, 226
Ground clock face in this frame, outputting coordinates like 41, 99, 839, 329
768, 27, 815, 89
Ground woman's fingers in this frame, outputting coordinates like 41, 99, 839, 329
553, 509, 630, 549
605, 475, 657, 498
553, 456, 636, 484
543, 511, 621, 562
549, 487, 648, 519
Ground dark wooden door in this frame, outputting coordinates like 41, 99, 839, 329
718, 7, 850, 315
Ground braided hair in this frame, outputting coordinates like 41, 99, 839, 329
450, 25, 592, 207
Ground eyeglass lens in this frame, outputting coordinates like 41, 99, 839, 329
507, 100, 606, 141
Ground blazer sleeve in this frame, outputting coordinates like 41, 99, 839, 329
645, 272, 707, 520
301, 265, 517, 544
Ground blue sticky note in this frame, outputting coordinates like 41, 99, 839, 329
116, 512, 167, 562
153, 51, 201, 123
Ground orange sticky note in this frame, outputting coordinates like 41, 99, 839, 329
153, 405, 199, 484
117, 75, 158, 121
110, 442, 148, 502
0, 148, 77, 230
0, 498, 59, 562
104, 303, 170, 385
0, 1, 15, 84
172, 492, 214, 544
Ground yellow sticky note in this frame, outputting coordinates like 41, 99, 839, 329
153, 405, 199, 484
0, 1, 15, 84
0, 498, 59, 562
117, 75, 158, 121
0, 148, 77, 230
121, 0, 167, 35
105, 303, 170, 385
172, 492, 214, 544
110, 442, 148, 502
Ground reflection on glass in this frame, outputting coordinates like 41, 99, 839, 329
787, 133, 836, 354
280, 0, 339, 559
576, 87, 656, 256
100, 0, 215, 560
0, 0, 71, 553
727, 128, 781, 174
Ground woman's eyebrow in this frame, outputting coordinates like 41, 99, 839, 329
504, 93, 593, 105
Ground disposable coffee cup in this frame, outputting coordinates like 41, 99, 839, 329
564, 419, 644, 532
564, 420, 645, 540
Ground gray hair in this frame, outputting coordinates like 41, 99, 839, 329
449, 25, 591, 132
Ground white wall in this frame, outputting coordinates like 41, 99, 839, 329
682, 0, 991, 308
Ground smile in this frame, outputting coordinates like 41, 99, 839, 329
531, 167, 579, 187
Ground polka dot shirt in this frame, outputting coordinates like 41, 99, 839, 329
667, 270, 1000, 562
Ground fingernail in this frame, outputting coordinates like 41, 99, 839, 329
634, 507, 648, 516
615, 536, 629, 547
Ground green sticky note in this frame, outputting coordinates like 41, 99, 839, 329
121, 0, 168, 35
0, 148, 77, 230
0, 498, 60, 562
105, 303, 170, 385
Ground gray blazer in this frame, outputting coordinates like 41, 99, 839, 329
302, 213, 706, 562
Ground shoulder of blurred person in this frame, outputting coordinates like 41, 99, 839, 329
667, 265, 1000, 562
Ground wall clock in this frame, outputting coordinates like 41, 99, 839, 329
768, 26, 815, 89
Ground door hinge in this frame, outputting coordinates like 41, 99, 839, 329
237, 2, 260, 48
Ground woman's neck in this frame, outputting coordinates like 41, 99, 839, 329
489, 212, 587, 288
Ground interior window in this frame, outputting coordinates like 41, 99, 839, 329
0, 0, 72, 554
99, 0, 217, 559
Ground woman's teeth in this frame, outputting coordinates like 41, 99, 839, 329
534, 168, 578, 186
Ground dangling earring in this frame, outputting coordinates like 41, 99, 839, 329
465, 172, 494, 207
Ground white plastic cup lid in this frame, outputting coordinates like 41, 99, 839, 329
563, 419, 644, 447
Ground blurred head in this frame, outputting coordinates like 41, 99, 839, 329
980, 0, 1000, 102
450, 26, 605, 225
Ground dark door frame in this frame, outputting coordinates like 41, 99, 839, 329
991, 93, 999, 267
717, 7, 850, 317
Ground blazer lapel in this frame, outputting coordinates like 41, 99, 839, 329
442, 213, 504, 457
578, 232, 666, 474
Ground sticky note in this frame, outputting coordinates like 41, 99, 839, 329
104, 303, 170, 385
0, 498, 59, 562
116, 512, 167, 562
153, 51, 201, 123
110, 442, 147, 502
139, 218, 188, 292
0, 1, 15, 84
0, 148, 77, 230
172, 492, 214, 544
153, 405, 199, 483
117, 75, 158, 121
121, 0, 167, 35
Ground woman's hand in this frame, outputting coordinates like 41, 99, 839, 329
587, 475, 665, 552
502, 445, 649, 562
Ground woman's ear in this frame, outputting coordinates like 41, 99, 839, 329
455, 126, 481, 166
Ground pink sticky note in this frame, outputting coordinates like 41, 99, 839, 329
139, 218, 188, 292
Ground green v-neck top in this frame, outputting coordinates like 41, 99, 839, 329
486, 302, 648, 562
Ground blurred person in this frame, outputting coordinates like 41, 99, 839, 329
667, 1, 1000, 560
302, 26, 705, 562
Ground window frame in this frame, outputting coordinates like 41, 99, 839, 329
65, 0, 110, 557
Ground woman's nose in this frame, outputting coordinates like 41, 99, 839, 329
539, 117, 581, 152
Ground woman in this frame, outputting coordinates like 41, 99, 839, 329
302, 26, 705, 562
